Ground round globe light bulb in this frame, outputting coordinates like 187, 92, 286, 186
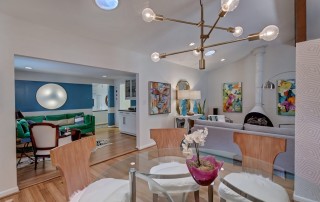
151, 52, 160, 62
233, 26, 243, 37
193, 50, 200, 56
142, 8, 155, 22
259, 25, 279, 41
221, 0, 240, 12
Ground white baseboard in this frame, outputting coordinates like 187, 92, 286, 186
294, 192, 318, 202
0, 186, 19, 198
137, 142, 156, 150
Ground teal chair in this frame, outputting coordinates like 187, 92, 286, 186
16, 119, 33, 166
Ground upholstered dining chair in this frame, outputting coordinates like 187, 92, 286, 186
218, 132, 290, 202
30, 122, 72, 170
50, 136, 130, 201
150, 128, 200, 202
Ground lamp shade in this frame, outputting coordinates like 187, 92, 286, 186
263, 81, 276, 89
189, 90, 201, 100
177, 90, 190, 100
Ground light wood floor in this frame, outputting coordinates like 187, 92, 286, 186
16, 127, 137, 189
4, 146, 295, 202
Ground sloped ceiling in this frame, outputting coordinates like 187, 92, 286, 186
0, 0, 294, 70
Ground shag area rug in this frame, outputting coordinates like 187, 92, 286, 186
96, 139, 112, 149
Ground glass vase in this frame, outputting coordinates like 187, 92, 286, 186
186, 155, 223, 186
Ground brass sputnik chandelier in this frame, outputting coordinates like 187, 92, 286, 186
142, 0, 279, 70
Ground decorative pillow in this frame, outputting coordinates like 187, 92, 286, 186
43, 119, 68, 126
46, 114, 67, 121
67, 117, 75, 125
75, 116, 84, 125
244, 124, 295, 136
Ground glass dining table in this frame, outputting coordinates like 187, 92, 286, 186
94, 148, 294, 202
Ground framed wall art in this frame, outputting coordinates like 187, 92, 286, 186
223, 82, 242, 112
149, 81, 171, 115
278, 79, 295, 116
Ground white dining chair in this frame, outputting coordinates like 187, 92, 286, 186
218, 132, 290, 202
30, 122, 72, 170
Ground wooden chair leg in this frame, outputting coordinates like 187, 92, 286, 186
43, 157, 45, 168
34, 156, 38, 170
153, 193, 158, 202
194, 190, 200, 202
208, 184, 213, 202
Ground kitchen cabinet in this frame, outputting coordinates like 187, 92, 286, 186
118, 111, 136, 136
125, 79, 136, 100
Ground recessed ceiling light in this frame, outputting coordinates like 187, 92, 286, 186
25, 66, 32, 70
102, 75, 107, 78
221, 58, 226, 62
189, 42, 195, 46
205, 50, 216, 57
95, 0, 118, 10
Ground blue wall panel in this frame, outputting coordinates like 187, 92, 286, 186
15, 80, 93, 112
130, 100, 136, 107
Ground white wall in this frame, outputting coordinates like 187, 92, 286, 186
206, 44, 296, 126
92, 83, 109, 111
15, 70, 114, 85
0, 12, 206, 196
295, 38, 320, 202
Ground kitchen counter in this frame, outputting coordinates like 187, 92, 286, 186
118, 110, 136, 112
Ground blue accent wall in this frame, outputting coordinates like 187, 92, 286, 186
108, 86, 115, 126
130, 100, 136, 107
15, 80, 93, 112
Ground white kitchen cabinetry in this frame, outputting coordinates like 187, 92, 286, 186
118, 111, 136, 136
125, 79, 136, 100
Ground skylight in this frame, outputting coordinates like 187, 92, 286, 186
95, 0, 118, 11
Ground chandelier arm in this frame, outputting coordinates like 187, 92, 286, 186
161, 48, 197, 57
203, 38, 248, 49
203, 16, 222, 43
164, 17, 230, 31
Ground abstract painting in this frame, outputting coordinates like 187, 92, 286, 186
223, 82, 242, 112
149, 81, 171, 115
278, 79, 295, 116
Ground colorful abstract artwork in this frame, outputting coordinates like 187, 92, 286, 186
223, 82, 242, 112
277, 79, 295, 116
149, 81, 171, 115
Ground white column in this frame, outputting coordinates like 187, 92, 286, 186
250, 47, 266, 114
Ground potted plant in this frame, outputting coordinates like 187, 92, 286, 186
182, 128, 223, 186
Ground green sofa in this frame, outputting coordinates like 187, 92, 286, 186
16, 119, 30, 138
24, 112, 95, 135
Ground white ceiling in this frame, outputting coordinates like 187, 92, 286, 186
14, 56, 136, 80
1, 0, 295, 70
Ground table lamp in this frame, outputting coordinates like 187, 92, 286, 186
177, 90, 201, 115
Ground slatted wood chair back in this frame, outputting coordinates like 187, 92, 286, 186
233, 132, 286, 176
50, 136, 96, 199
150, 128, 187, 149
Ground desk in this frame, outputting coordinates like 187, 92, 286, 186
95, 148, 293, 201
174, 114, 202, 130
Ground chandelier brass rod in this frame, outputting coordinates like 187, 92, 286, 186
203, 37, 248, 49
161, 37, 248, 58
204, 16, 222, 43
164, 17, 229, 31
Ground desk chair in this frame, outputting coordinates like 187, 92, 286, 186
150, 128, 200, 202
218, 132, 290, 202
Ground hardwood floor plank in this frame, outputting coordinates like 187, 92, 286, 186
17, 127, 137, 189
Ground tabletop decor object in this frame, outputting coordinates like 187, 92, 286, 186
183, 128, 223, 186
